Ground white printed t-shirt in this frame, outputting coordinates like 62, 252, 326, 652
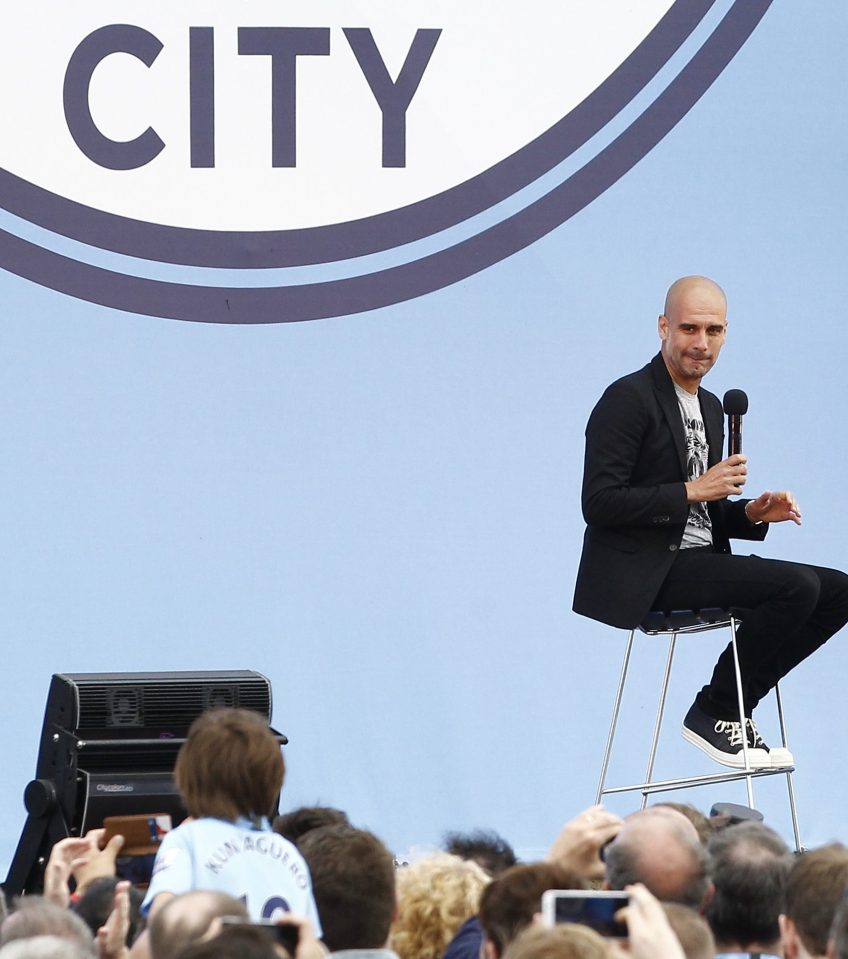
141, 816, 322, 932
674, 382, 713, 549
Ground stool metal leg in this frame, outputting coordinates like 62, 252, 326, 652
729, 615, 755, 808
641, 631, 678, 809
596, 629, 635, 805
775, 682, 802, 851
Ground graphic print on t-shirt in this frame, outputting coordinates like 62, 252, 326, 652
675, 385, 712, 548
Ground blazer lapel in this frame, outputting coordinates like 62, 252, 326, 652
702, 395, 724, 467
650, 354, 687, 479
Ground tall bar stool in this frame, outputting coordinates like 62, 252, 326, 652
595, 608, 801, 851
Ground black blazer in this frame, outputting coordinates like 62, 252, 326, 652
572, 353, 767, 628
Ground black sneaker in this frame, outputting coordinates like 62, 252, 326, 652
682, 702, 770, 769
746, 718, 794, 768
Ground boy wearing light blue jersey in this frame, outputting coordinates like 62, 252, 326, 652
141, 708, 322, 932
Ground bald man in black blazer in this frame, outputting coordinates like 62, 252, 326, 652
573, 276, 848, 769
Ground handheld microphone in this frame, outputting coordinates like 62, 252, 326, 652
723, 389, 748, 456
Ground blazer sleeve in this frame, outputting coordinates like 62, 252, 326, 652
581, 377, 690, 529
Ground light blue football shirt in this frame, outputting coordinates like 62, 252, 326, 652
141, 816, 322, 933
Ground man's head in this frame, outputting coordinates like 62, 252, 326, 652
828, 893, 848, 959
781, 843, 848, 959
73, 877, 145, 947
659, 275, 727, 393
171, 927, 279, 959
442, 830, 518, 878
0, 937, 94, 959
662, 903, 716, 959
298, 825, 396, 951
272, 806, 350, 846
705, 820, 792, 952
604, 807, 711, 910
0, 898, 95, 956
175, 708, 283, 822
501, 924, 609, 959
148, 891, 248, 959
479, 862, 587, 959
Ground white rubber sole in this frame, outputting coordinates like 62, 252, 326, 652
681, 725, 771, 769
766, 747, 795, 768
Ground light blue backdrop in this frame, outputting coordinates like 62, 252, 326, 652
2, 1, 845, 867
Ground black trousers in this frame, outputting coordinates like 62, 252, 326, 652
652, 547, 848, 719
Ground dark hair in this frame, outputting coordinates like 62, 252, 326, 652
175, 708, 283, 822
299, 825, 395, 951
785, 843, 848, 956
174, 927, 279, 959
72, 878, 145, 946
272, 806, 351, 845
478, 863, 587, 959
705, 821, 791, 949
830, 894, 848, 959
442, 830, 518, 877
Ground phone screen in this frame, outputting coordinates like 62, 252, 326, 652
541, 890, 629, 939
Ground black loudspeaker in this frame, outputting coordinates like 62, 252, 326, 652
3, 670, 286, 899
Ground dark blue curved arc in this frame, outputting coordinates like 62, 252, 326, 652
0, 1, 715, 268
0, 0, 772, 324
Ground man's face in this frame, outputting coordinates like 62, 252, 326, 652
659, 284, 727, 391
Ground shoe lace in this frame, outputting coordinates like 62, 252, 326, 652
714, 720, 745, 748
746, 718, 767, 748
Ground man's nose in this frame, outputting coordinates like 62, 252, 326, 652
692, 330, 708, 351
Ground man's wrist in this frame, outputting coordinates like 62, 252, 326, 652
744, 501, 764, 525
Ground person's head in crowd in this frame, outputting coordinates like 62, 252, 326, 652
780, 843, 848, 959
298, 825, 396, 952
390, 853, 489, 959
828, 893, 848, 959
148, 891, 248, 959
479, 862, 587, 959
175, 708, 283, 825
705, 820, 792, 953
502, 924, 610, 959
661, 904, 715, 959
0, 936, 94, 959
73, 877, 145, 946
272, 806, 351, 846
0, 898, 95, 956
604, 807, 711, 910
652, 803, 714, 847
442, 830, 518, 878
172, 927, 279, 959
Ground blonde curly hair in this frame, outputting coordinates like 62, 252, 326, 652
391, 853, 490, 959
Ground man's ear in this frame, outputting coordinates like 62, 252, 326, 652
698, 880, 715, 916
779, 913, 799, 959
658, 313, 669, 341
482, 936, 499, 959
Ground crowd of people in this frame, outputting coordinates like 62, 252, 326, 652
2, 708, 848, 959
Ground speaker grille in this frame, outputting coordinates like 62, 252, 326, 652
66, 673, 272, 732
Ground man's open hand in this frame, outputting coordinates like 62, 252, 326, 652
745, 490, 802, 525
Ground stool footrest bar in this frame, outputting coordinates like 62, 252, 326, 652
601, 766, 795, 797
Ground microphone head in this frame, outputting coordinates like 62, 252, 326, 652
723, 389, 748, 416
